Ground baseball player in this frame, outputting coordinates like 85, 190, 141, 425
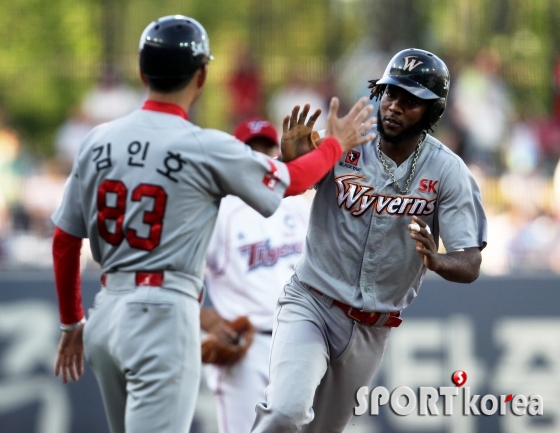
50, 15, 376, 433
250, 48, 488, 433
200, 117, 310, 433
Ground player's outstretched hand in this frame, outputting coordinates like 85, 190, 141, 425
54, 324, 85, 384
280, 104, 322, 163
326, 97, 376, 153
408, 216, 438, 269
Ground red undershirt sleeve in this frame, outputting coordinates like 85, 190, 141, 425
52, 226, 84, 324
284, 137, 343, 197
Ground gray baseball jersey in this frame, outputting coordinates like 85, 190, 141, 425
250, 131, 487, 433
295, 129, 487, 312
53, 108, 289, 293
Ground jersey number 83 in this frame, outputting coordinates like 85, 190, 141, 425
97, 179, 168, 251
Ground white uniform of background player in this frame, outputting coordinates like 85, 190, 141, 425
202, 118, 310, 433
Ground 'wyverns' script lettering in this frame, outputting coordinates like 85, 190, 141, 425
335, 174, 435, 217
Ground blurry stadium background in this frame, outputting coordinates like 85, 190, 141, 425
0, 1, 559, 432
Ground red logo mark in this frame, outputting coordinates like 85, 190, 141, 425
263, 160, 281, 190
345, 150, 361, 166
418, 178, 439, 194
504, 394, 513, 403
452, 370, 467, 387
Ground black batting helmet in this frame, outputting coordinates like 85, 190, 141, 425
369, 48, 450, 127
139, 15, 213, 80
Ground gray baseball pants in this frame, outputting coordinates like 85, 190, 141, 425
83, 271, 201, 433
250, 275, 391, 433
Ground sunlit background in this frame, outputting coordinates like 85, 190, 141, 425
1, 0, 560, 274
0, 1, 559, 433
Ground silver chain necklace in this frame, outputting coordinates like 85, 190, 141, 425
377, 132, 426, 195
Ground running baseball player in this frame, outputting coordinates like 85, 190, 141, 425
200, 117, 310, 433
250, 48, 488, 433
50, 15, 376, 433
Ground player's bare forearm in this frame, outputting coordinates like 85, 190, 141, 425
429, 248, 482, 283
408, 216, 481, 283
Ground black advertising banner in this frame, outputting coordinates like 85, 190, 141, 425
0, 271, 558, 433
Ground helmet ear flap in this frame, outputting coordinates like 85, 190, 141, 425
428, 98, 446, 127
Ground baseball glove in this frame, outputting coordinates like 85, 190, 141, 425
201, 316, 255, 366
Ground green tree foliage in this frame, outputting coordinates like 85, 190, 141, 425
0, 0, 557, 154
0, 0, 100, 154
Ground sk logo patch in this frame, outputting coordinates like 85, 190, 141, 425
418, 178, 439, 194
345, 150, 361, 166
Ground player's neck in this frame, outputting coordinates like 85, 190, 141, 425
147, 75, 204, 117
379, 135, 422, 167
147, 90, 194, 116
141, 67, 206, 116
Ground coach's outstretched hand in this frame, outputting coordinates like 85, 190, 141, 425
54, 324, 85, 383
326, 96, 376, 153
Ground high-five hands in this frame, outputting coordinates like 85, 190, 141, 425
326, 97, 376, 153
280, 97, 376, 162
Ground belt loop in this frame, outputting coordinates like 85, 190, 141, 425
373, 313, 390, 327
320, 293, 333, 308
303, 283, 333, 308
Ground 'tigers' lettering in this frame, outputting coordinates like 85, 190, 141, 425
354, 371, 543, 417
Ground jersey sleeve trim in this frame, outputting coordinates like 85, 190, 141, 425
52, 215, 89, 239
284, 137, 342, 196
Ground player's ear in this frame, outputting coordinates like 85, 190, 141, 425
139, 71, 148, 86
196, 65, 208, 89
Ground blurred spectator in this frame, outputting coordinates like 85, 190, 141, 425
452, 48, 514, 174
508, 209, 560, 273
81, 64, 144, 125
553, 54, 560, 122
0, 128, 30, 234
0, 127, 32, 267
20, 158, 67, 237
334, 38, 391, 113
554, 155, 560, 216
0, 158, 67, 269
536, 119, 560, 174
504, 112, 541, 175
536, 56, 560, 174
497, 173, 553, 273
481, 207, 518, 276
431, 53, 469, 160
549, 159, 560, 273
267, 70, 328, 132
227, 48, 263, 127
55, 106, 95, 173
431, 115, 468, 160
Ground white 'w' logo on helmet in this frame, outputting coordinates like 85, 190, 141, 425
402, 56, 423, 72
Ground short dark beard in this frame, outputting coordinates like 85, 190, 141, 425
376, 109, 427, 145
